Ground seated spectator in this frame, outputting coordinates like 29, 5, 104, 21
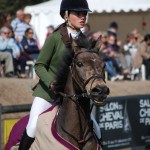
123, 34, 138, 74
11, 9, 26, 42
0, 51, 15, 77
21, 28, 40, 60
107, 21, 118, 38
97, 32, 124, 81
10, 27, 40, 78
132, 34, 150, 80
100, 49, 124, 81
24, 13, 38, 42
106, 34, 124, 75
5, 26, 30, 78
131, 29, 143, 46
0, 27, 20, 59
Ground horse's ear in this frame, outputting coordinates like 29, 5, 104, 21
71, 36, 84, 53
69, 34, 76, 52
75, 35, 90, 49
70, 37, 79, 53
92, 35, 102, 52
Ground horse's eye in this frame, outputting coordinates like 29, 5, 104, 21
76, 61, 83, 67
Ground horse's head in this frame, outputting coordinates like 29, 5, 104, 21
70, 36, 110, 106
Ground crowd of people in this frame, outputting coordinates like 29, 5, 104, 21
83, 22, 150, 81
0, 10, 40, 78
0, 9, 150, 80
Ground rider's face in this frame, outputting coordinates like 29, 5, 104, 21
67, 11, 87, 30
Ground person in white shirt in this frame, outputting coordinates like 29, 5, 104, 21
11, 9, 27, 42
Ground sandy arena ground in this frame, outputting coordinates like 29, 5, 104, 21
0, 78, 150, 106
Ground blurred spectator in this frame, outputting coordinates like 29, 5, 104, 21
24, 13, 39, 47
7, 26, 24, 53
15, 28, 40, 78
108, 22, 127, 73
95, 32, 124, 81
123, 34, 138, 74
21, 28, 40, 60
24, 13, 36, 38
99, 31, 107, 50
107, 21, 118, 37
106, 34, 125, 80
0, 27, 20, 59
6, 26, 29, 78
107, 34, 123, 73
0, 51, 15, 77
98, 32, 117, 81
131, 29, 143, 46
89, 30, 123, 81
11, 9, 26, 42
24, 13, 32, 29
132, 34, 150, 80
46, 25, 54, 38
107, 23, 122, 53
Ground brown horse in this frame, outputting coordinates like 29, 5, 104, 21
51, 37, 109, 150
6, 37, 109, 150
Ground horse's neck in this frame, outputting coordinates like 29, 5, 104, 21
56, 73, 93, 147
61, 71, 91, 120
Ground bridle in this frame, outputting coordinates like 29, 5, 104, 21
58, 50, 106, 102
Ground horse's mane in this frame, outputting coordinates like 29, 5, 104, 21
55, 49, 74, 93
55, 36, 90, 93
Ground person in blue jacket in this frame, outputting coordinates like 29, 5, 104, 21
21, 28, 40, 60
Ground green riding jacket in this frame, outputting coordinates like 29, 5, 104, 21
33, 29, 66, 102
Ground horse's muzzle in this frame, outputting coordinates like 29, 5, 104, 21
90, 86, 110, 106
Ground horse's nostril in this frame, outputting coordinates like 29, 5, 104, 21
91, 87, 102, 93
91, 86, 109, 95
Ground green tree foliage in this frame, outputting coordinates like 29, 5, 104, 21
0, 0, 49, 15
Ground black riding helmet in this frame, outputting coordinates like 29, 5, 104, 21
60, 0, 91, 18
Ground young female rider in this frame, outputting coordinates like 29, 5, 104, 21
18, 0, 92, 149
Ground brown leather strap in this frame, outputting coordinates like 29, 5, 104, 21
55, 23, 89, 50
56, 23, 72, 48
